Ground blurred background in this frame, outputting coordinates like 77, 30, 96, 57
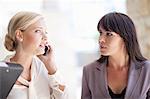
0, 0, 150, 99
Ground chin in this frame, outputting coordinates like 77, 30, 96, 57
36, 53, 43, 55
100, 52, 109, 56
35, 49, 44, 55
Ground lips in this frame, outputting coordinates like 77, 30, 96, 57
40, 42, 47, 47
40, 45, 44, 47
100, 45, 107, 49
39, 44, 45, 48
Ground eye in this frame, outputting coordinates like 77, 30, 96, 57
35, 30, 42, 33
106, 32, 113, 36
99, 31, 102, 36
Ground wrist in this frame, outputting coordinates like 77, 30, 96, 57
45, 63, 57, 75
48, 69, 57, 75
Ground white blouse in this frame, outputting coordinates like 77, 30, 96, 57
4, 55, 69, 99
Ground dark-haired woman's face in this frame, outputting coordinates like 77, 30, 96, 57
98, 27, 125, 56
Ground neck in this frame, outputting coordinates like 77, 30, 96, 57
108, 53, 129, 70
10, 51, 33, 69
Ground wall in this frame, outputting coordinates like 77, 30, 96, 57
127, 0, 150, 59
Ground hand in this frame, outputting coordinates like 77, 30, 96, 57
37, 45, 57, 75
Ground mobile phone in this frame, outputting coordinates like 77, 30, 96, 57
43, 46, 48, 56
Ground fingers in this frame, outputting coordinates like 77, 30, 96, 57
46, 45, 53, 55
48, 45, 52, 52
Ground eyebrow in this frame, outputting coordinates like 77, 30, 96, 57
99, 29, 112, 33
34, 27, 43, 29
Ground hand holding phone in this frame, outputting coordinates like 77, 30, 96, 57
38, 45, 57, 74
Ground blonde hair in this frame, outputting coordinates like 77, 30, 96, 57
4, 11, 43, 51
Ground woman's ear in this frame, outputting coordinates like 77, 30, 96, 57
15, 30, 23, 42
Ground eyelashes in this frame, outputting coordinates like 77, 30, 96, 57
35, 30, 48, 35
35, 30, 41, 33
99, 31, 113, 37
106, 32, 113, 36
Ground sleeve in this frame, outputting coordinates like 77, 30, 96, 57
146, 88, 150, 99
48, 71, 69, 99
81, 66, 91, 99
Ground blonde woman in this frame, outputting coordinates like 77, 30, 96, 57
4, 11, 68, 99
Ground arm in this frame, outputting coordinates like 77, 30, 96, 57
81, 67, 91, 99
37, 45, 65, 92
37, 45, 68, 99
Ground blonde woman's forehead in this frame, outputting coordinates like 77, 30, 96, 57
18, 16, 44, 30
25, 19, 47, 30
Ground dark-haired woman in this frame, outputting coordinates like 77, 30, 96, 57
81, 12, 150, 99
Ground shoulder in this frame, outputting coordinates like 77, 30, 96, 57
136, 60, 150, 76
83, 60, 102, 74
142, 60, 150, 70
83, 60, 99, 69
82, 60, 105, 83
143, 60, 150, 65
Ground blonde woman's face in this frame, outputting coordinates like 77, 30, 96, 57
21, 19, 48, 55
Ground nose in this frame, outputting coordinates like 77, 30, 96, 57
42, 33, 48, 41
99, 34, 106, 44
